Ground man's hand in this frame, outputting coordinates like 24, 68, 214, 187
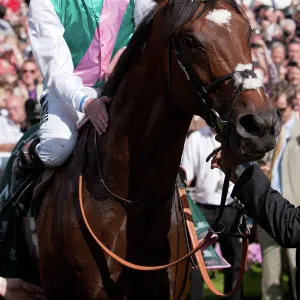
260, 162, 271, 175
84, 96, 112, 135
0, 277, 46, 300
211, 148, 245, 183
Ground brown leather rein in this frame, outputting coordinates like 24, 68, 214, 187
78, 175, 214, 271
78, 129, 248, 297
178, 187, 249, 298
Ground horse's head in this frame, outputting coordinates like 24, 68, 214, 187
163, 0, 282, 160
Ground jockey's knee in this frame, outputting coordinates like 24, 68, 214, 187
36, 136, 77, 168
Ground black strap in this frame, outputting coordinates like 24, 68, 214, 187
209, 168, 231, 234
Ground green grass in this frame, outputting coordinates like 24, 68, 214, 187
203, 266, 290, 300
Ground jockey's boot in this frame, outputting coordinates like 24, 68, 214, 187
11, 138, 45, 195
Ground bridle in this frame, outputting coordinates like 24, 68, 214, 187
169, 36, 258, 138
168, 35, 257, 235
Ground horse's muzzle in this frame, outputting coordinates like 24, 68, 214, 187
229, 109, 282, 160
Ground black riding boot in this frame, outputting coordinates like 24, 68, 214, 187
11, 138, 45, 195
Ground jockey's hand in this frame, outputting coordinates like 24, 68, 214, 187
211, 148, 244, 183
84, 96, 112, 135
0, 277, 46, 300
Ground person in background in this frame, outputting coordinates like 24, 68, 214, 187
0, 3, 15, 39
293, 85, 300, 120
0, 94, 25, 152
271, 41, 286, 66
0, 0, 21, 13
0, 80, 12, 116
13, 58, 42, 102
292, 5, 300, 40
211, 140, 300, 300
287, 40, 300, 62
280, 18, 297, 43
287, 59, 300, 87
251, 37, 279, 93
258, 80, 299, 300
182, 125, 242, 300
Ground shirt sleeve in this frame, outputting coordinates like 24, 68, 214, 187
181, 133, 200, 183
134, 0, 156, 27
28, 0, 96, 112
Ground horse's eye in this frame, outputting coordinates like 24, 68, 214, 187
181, 35, 198, 49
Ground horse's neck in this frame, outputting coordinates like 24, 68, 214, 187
99, 44, 192, 204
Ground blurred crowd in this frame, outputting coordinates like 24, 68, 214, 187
0, 0, 41, 147
0, 0, 41, 177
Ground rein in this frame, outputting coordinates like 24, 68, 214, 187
79, 174, 214, 271
78, 124, 214, 271
77, 123, 249, 297
178, 186, 249, 298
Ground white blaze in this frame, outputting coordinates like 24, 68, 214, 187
206, 9, 232, 26
233, 64, 263, 90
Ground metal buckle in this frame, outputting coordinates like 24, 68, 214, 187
209, 222, 225, 235
238, 223, 251, 238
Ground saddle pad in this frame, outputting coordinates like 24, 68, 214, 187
187, 192, 230, 269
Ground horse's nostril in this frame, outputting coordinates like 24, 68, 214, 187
238, 114, 264, 137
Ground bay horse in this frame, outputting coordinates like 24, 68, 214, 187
34, 0, 281, 299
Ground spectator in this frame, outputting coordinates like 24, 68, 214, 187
0, 3, 15, 39
292, 5, 300, 39
278, 62, 288, 80
0, 80, 12, 116
271, 41, 286, 66
287, 60, 300, 87
293, 85, 300, 120
287, 40, 300, 61
259, 80, 299, 300
0, 94, 25, 152
0, 0, 21, 13
13, 59, 42, 102
182, 126, 242, 300
280, 18, 297, 43
251, 38, 279, 92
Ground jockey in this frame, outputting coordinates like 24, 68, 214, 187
12, 0, 155, 188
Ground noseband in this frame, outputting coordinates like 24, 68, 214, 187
168, 36, 258, 138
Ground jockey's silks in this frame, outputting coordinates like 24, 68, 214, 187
28, 0, 154, 111
49, 0, 135, 88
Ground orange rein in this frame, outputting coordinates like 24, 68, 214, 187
78, 175, 248, 297
178, 187, 249, 298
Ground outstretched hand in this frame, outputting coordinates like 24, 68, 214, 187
0, 277, 46, 300
211, 145, 245, 183
84, 96, 112, 135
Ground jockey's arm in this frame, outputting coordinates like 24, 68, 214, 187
28, 0, 95, 113
28, 0, 156, 115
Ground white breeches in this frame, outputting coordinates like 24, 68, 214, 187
35, 90, 98, 167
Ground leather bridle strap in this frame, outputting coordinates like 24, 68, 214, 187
178, 187, 249, 298
78, 175, 214, 271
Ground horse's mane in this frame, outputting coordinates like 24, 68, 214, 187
103, 0, 242, 98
